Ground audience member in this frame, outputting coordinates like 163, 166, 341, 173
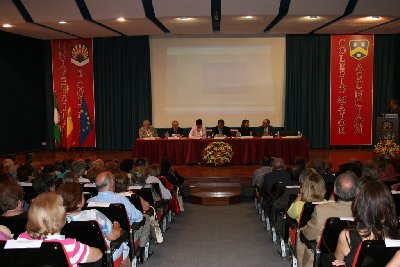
120, 158, 135, 176
238, 119, 252, 136
92, 159, 105, 168
160, 157, 184, 187
32, 172, 55, 193
62, 172, 79, 184
57, 183, 130, 266
147, 164, 172, 200
87, 171, 151, 260
287, 173, 326, 222
375, 156, 397, 181
16, 164, 33, 183
297, 171, 359, 267
332, 180, 398, 266
361, 160, 379, 180
0, 225, 13, 240
167, 120, 184, 137
60, 157, 74, 178
260, 158, 290, 197
71, 159, 90, 183
18, 191, 102, 266
138, 120, 158, 138
294, 156, 307, 172
311, 158, 335, 183
0, 180, 27, 219
252, 156, 272, 188
337, 162, 362, 178
189, 119, 207, 138
54, 160, 64, 179
105, 161, 121, 174
273, 167, 314, 212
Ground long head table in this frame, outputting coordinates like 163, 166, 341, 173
133, 137, 309, 165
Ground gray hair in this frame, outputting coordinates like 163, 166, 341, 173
334, 171, 359, 201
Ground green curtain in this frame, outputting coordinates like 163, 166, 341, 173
93, 36, 152, 150
284, 35, 331, 148
373, 35, 400, 142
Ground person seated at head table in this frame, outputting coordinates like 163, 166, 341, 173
167, 120, 184, 137
138, 120, 158, 138
189, 119, 207, 138
238, 119, 252, 136
17, 191, 103, 267
211, 119, 231, 137
255, 119, 275, 137
388, 98, 400, 114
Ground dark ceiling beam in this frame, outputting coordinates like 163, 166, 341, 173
358, 17, 400, 34
264, 0, 291, 33
12, 0, 81, 38
211, 0, 221, 32
141, 0, 170, 33
309, 0, 358, 34
75, 0, 126, 36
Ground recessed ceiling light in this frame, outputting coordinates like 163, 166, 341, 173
244, 16, 254, 20
369, 16, 380, 20
116, 17, 126, 22
179, 17, 189, 21
2, 24, 12, 28
59, 21, 67, 24
309, 16, 319, 20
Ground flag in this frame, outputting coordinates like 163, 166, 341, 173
79, 96, 93, 146
66, 101, 74, 150
53, 94, 62, 146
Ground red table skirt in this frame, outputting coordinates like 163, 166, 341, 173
132, 137, 309, 165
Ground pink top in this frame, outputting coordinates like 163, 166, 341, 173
189, 126, 207, 138
18, 232, 90, 267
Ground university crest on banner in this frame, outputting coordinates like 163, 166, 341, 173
349, 40, 369, 60
52, 39, 96, 149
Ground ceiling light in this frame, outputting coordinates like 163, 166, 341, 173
369, 16, 380, 20
244, 16, 254, 20
2, 24, 12, 28
59, 21, 67, 24
309, 16, 319, 20
116, 17, 126, 22
179, 17, 189, 21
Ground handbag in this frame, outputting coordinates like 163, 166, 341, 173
177, 187, 184, 212
148, 206, 163, 244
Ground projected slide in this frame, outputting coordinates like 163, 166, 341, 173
151, 37, 285, 128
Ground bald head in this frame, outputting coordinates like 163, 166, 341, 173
334, 171, 359, 201
95, 171, 115, 192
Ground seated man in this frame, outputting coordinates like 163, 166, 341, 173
167, 120, 184, 137
138, 120, 158, 138
88, 171, 151, 261
211, 119, 231, 137
296, 171, 359, 267
255, 119, 275, 137
260, 158, 290, 198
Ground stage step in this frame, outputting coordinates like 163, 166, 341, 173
189, 182, 241, 206
190, 192, 241, 206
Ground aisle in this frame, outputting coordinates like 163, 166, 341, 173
145, 203, 290, 267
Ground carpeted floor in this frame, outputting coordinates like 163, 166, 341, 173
144, 202, 290, 267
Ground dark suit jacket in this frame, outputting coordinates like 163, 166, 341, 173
167, 127, 184, 136
255, 125, 275, 137
238, 126, 252, 136
260, 169, 291, 197
212, 126, 231, 137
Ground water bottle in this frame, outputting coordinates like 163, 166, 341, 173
164, 132, 169, 138
277, 131, 280, 138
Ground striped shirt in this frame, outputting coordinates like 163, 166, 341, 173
18, 232, 89, 267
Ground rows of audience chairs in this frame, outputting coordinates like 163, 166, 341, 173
253, 157, 400, 267
0, 155, 184, 267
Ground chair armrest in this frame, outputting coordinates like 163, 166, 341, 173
131, 217, 146, 231
110, 229, 128, 250
299, 231, 317, 251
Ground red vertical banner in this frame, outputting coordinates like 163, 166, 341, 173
330, 35, 374, 145
52, 39, 96, 148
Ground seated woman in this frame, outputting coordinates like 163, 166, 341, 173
17, 191, 102, 266
287, 172, 326, 222
188, 119, 206, 138
147, 164, 172, 200
32, 172, 56, 193
238, 119, 252, 136
0, 180, 27, 220
56, 183, 130, 267
332, 180, 398, 266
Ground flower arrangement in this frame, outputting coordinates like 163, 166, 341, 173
373, 139, 400, 160
202, 141, 234, 166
